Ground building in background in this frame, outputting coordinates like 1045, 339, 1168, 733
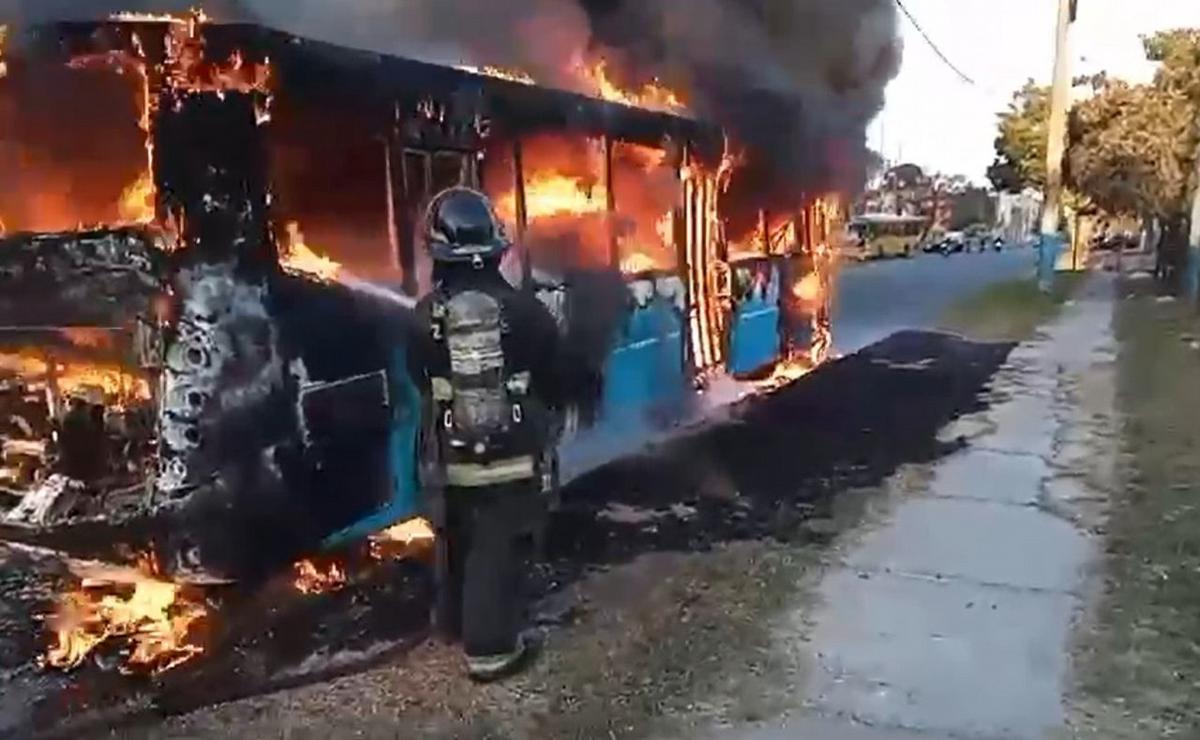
859, 163, 1000, 237
995, 189, 1043, 243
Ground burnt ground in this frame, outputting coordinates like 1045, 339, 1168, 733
0, 330, 1012, 740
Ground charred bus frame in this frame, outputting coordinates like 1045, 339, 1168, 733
0, 18, 831, 576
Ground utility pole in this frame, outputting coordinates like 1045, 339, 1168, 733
1039, 0, 1075, 289
879, 116, 886, 165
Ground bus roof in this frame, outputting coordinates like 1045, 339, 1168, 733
26, 20, 726, 164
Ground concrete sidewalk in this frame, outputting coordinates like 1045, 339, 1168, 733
733, 274, 1118, 740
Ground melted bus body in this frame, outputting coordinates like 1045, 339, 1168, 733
0, 19, 837, 578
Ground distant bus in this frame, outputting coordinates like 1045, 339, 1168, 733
848, 214, 929, 259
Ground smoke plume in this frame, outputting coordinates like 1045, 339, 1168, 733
243, 0, 594, 79
589, 0, 900, 173
241, 0, 901, 219
1, 0, 902, 213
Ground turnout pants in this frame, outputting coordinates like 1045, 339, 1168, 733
438, 482, 541, 659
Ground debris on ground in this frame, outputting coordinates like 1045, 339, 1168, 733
0, 330, 1011, 739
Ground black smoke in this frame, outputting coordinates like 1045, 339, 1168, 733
583, 0, 901, 207
237, 0, 901, 220
1, 0, 902, 221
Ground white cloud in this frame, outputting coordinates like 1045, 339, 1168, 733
874, 0, 1200, 181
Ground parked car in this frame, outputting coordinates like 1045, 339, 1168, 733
1092, 232, 1139, 252
941, 231, 967, 255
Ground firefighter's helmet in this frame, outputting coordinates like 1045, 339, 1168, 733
423, 187, 510, 266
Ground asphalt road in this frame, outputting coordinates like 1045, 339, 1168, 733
564, 247, 1035, 479
833, 247, 1036, 355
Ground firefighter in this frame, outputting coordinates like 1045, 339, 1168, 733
412, 187, 563, 681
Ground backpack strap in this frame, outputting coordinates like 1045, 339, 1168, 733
429, 292, 453, 400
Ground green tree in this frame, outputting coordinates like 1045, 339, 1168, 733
988, 30, 1200, 211
1067, 30, 1200, 220
987, 81, 1050, 193
1068, 78, 1194, 219
886, 162, 928, 190
1144, 28, 1200, 103
991, 29, 1200, 278
1068, 29, 1200, 279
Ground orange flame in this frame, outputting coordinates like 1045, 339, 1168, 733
811, 318, 832, 366
715, 145, 744, 194
729, 214, 798, 259
736, 194, 841, 389
44, 553, 209, 675
791, 266, 833, 370
0, 351, 152, 404
292, 518, 436, 594
618, 212, 676, 274
802, 195, 840, 367
161, 11, 272, 96
118, 170, 156, 224
455, 64, 535, 86
621, 142, 669, 171
489, 136, 678, 274
42, 517, 438, 674
793, 272, 822, 303
728, 233, 765, 259
100, 11, 271, 232
654, 211, 674, 247
575, 57, 686, 113
619, 252, 658, 274
280, 221, 343, 282
59, 327, 117, 351
453, 52, 687, 113
368, 517, 437, 562
127, 31, 157, 226
190, 48, 272, 95
498, 172, 606, 222
0, 24, 9, 80
290, 515, 436, 597
761, 358, 817, 388
65, 31, 158, 231
292, 559, 348, 595
108, 10, 209, 24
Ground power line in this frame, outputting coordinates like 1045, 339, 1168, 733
894, 0, 977, 86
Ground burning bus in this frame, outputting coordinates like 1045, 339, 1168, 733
0, 14, 838, 586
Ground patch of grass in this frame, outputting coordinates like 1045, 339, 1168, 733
939, 272, 1087, 342
1073, 284, 1200, 737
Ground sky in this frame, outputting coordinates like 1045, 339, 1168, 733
872, 0, 1200, 183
